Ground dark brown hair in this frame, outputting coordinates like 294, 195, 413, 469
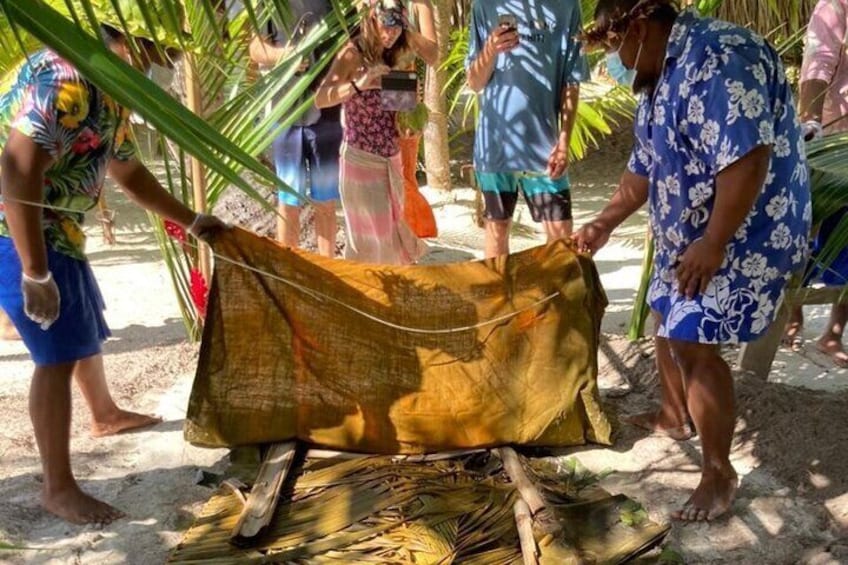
352, 3, 411, 68
582, 0, 680, 50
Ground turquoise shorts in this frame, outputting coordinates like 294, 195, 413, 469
476, 171, 572, 222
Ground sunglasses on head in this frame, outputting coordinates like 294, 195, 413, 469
378, 10, 405, 28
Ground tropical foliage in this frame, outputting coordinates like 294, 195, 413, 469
0, 0, 357, 338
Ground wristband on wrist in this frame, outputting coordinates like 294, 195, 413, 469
350, 80, 362, 94
22, 270, 52, 285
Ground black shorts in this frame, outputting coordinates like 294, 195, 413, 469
476, 172, 573, 222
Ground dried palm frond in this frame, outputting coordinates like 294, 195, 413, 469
169, 454, 668, 564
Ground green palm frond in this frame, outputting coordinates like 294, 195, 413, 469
0, 0, 358, 338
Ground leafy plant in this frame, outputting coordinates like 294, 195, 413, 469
0, 0, 358, 338
618, 499, 648, 527
658, 545, 687, 564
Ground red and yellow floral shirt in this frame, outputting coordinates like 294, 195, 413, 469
0, 50, 137, 259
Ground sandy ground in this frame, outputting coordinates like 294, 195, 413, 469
0, 134, 847, 564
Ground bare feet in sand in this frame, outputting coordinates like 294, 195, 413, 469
781, 319, 804, 351
816, 336, 848, 368
624, 410, 696, 441
91, 410, 162, 438
673, 466, 738, 522
43, 485, 125, 525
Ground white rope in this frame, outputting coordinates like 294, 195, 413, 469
202, 242, 561, 335
4, 197, 562, 334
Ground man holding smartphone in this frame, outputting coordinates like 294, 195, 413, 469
466, 1, 588, 258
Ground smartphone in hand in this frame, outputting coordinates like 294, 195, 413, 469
498, 13, 518, 32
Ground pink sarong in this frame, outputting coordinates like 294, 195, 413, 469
339, 143, 428, 265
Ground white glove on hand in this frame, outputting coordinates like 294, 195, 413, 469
21, 271, 60, 330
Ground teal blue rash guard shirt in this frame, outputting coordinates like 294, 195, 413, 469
465, 0, 589, 174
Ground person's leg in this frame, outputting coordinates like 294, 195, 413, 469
542, 219, 573, 242
668, 340, 738, 521
313, 200, 337, 258
522, 174, 573, 243
32, 361, 125, 524
276, 204, 301, 248
781, 305, 804, 350
0, 308, 21, 340
816, 302, 848, 366
273, 127, 306, 247
73, 354, 161, 437
485, 219, 512, 258
477, 173, 519, 259
306, 119, 341, 258
625, 312, 694, 440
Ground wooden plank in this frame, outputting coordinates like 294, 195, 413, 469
737, 299, 790, 380
496, 447, 547, 516
738, 284, 848, 380
230, 441, 297, 542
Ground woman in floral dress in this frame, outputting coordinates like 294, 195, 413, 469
315, 0, 427, 264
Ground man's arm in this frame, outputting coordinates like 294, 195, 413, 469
573, 171, 649, 253
676, 145, 771, 298
798, 0, 846, 131
107, 158, 196, 228
406, 0, 438, 66
0, 130, 55, 278
466, 21, 517, 93
248, 32, 288, 69
547, 83, 580, 178
799, 79, 829, 124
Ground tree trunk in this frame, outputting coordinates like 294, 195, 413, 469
423, 0, 452, 190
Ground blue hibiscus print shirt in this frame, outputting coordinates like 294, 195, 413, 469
629, 9, 811, 344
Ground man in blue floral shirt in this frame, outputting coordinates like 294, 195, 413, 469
576, 0, 811, 521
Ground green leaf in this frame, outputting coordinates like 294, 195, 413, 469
619, 500, 648, 527
0, 0, 285, 203
658, 545, 686, 564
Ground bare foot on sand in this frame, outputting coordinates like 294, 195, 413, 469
781, 320, 804, 351
672, 467, 738, 522
91, 410, 162, 437
816, 337, 848, 368
43, 485, 125, 525
624, 410, 695, 441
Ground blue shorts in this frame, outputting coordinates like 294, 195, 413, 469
476, 171, 572, 222
0, 237, 109, 366
274, 118, 343, 207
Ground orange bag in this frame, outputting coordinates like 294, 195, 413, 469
399, 135, 437, 238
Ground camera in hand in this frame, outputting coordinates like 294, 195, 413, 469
380, 70, 418, 111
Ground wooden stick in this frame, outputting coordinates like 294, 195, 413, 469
230, 442, 297, 542
513, 498, 538, 565
304, 448, 486, 462
183, 53, 211, 282
497, 447, 546, 516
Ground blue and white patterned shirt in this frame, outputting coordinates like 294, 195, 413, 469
630, 9, 811, 344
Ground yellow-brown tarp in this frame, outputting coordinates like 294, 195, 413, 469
185, 228, 611, 453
